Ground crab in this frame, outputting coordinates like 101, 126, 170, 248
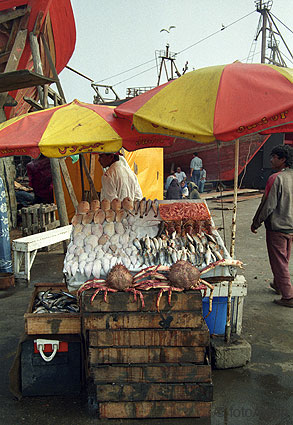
134, 258, 243, 316
77, 259, 243, 318
77, 264, 168, 307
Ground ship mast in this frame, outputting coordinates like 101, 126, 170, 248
253, 0, 293, 66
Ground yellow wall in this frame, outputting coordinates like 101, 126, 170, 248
61, 148, 163, 222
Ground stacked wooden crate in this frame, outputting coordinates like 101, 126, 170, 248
21, 203, 60, 236
82, 290, 213, 420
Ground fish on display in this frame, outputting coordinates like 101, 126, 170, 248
33, 290, 79, 314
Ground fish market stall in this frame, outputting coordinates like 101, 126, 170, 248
63, 198, 242, 295
59, 197, 244, 419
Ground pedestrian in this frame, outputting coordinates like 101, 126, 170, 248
187, 181, 201, 199
190, 152, 203, 187
180, 180, 189, 198
26, 155, 54, 204
98, 152, 143, 201
175, 167, 186, 184
166, 177, 181, 200
165, 171, 176, 191
199, 168, 206, 193
251, 144, 293, 308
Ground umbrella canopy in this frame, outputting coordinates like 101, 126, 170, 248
115, 62, 293, 143
0, 99, 174, 159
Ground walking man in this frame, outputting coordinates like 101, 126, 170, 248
190, 152, 202, 187
251, 144, 293, 307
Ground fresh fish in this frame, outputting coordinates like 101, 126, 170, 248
205, 232, 217, 244
115, 209, 126, 222
145, 199, 153, 216
153, 237, 160, 252
151, 199, 159, 217
149, 238, 156, 252
144, 235, 151, 250
91, 223, 103, 238
90, 200, 100, 212
111, 198, 121, 212
205, 246, 212, 265
188, 242, 195, 253
103, 222, 115, 237
139, 197, 146, 218
82, 211, 94, 225
134, 200, 140, 215
94, 209, 106, 224
101, 199, 111, 211
170, 248, 178, 263
133, 238, 142, 251
105, 209, 115, 222
181, 248, 188, 261
84, 261, 93, 278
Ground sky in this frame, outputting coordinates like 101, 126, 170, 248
59, 0, 293, 104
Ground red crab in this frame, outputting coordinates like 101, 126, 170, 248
134, 258, 243, 316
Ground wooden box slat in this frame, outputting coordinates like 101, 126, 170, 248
82, 290, 202, 313
98, 400, 211, 419
95, 382, 213, 402
92, 363, 212, 383
24, 283, 81, 335
89, 346, 206, 364
88, 326, 209, 347
83, 311, 204, 330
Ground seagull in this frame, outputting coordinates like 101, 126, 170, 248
160, 25, 176, 33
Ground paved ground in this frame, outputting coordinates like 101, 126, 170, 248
0, 197, 292, 425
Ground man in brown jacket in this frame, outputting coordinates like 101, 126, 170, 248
251, 144, 293, 307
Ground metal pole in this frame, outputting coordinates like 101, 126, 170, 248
50, 158, 69, 226
261, 5, 267, 63
225, 138, 239, 343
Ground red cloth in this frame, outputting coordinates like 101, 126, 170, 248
26, 158, 53, 203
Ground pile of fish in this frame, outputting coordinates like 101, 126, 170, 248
134, 230, 227, 269
63, 197, 160, 281
63, 198, 228, 286
32, 290, 79, 314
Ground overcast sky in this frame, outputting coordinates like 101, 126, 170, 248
59, 0, 293, 104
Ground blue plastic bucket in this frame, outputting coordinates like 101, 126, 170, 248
202, 296, 230, 335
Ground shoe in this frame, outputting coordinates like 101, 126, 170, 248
273, 298, 293, 308
270, 282, 281, 295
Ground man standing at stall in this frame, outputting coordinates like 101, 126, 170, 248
190, 152, 203, 187
98, 152, 143, 201
251, 144, 293, 307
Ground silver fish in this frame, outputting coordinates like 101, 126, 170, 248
139, 197, 146, 218
152, 199, 159, 217
205, 246, 212, 265
133, 238, 142, 251
134, 199, 140, 215
145, 199, 153, 216
153, 237, 160, 252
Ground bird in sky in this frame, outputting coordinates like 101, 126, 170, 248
160, 25, 176, 33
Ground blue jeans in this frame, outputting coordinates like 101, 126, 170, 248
198, 180, 205, 193
191, 170, 201, 187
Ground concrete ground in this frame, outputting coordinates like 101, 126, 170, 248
0, 197, 292, 425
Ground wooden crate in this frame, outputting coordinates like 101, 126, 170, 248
24, 283, 81, 335
82, 289, 212, 419
21, 203, 60, 236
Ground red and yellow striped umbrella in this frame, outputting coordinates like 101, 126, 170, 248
0, 99, 174, 158
115, 62, 293, 143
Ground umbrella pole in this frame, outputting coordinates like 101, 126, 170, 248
225, 138, 239, 343
79, 157, 85, 201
